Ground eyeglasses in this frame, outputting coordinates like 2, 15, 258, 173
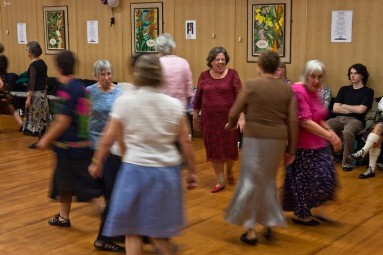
214, 58, 226, 63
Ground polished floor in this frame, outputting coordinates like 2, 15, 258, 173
1, 115, 383, 255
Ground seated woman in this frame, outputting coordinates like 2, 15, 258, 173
274, 62, 293, 85
349, 97, 383, 179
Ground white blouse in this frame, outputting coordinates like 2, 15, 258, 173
110, 86, 184, 167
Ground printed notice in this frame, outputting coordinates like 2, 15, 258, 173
87, 20, 99, 44
331, 10, 352, 42
17, 23, 27, 44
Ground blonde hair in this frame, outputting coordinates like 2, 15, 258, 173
133, 54, 163, 87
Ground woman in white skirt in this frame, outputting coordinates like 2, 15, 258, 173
224, 50, 298, 245
89, 54, 197, 255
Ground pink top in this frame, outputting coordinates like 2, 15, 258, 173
159, 55, 193, 110
292, 83, 328, 149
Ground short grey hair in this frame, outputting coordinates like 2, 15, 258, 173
93, 59, 112, 77
300, 60, 326, 83
26, 41, 43, 57
155, 33, 176, 55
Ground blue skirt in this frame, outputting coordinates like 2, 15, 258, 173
103, 163, 184, 238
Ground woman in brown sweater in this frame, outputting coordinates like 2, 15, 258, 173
224, 50, 298, 245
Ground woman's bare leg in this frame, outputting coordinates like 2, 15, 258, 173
125, 235, 143, 255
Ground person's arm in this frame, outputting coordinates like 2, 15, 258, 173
333, 103, 351, 114
184, 61, 193, 109
226, 85, 246, 129
285, 96, 298, 165
37, 114, 72, 149
178, 117, 197, 190
193, 76, 203, 131
88, 118, 122, 178
300, 119, 341, 151
339, 104, 368, 114
26, 65, 37, 108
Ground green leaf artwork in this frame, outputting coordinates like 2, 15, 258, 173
46, 10, 66, 49
253, 4, 285, 55
134, 8, 158, 52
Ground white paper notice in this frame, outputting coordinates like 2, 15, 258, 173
331, 10, 353, 42
17, 23, 27, 44
87, 20, 99, 44
186, 20, 196, 40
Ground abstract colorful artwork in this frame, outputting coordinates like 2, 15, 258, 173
131, 2, 163, 53
247, 0, 291, 62
43, 6, 69, 54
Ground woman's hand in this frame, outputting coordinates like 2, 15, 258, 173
185, 172, 198, 190
236, 117, 245, 133
88, 161, 103, 178
25, 95, 31, 108
328, 130, 341, 152
284, 152, 295, 166
193, 116, 200, 131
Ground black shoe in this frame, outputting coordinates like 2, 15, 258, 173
18, 125, 23, 132
348, 149, 365, 161
28, 142, 37, 149
143, 235, 150, 244
359, 167, 376, 179
342, 166, 354, 171
48, 214, 71, 227
263, 228, 274, 241
240, 232, 258, 246
111, 235, 125, 243
292, 217, 320, 226
94, 240, 125, 252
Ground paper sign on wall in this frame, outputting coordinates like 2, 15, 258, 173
17, 23, 27, 44
87, 20, 99, 44
331, 10, 353, 42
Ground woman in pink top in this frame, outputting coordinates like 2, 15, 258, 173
283, 60, 341, 226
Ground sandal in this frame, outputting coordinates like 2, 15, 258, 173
94, 239, 125, 252
48, 214, 71, 227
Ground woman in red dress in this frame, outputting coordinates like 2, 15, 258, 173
193, 47, 244, 193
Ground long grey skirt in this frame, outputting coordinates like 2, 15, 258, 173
225, 137, 287, 229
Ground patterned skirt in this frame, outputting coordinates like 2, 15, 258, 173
282, 146, 337, 219
23, 90, 51, 137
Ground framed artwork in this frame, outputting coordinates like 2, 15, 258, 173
247, 0, 292, 63
130, 2, 163, 54
43, 6, 69, 54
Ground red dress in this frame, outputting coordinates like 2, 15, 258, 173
193, 69, 242, 162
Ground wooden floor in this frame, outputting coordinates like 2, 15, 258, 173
1, 115, 383, 255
